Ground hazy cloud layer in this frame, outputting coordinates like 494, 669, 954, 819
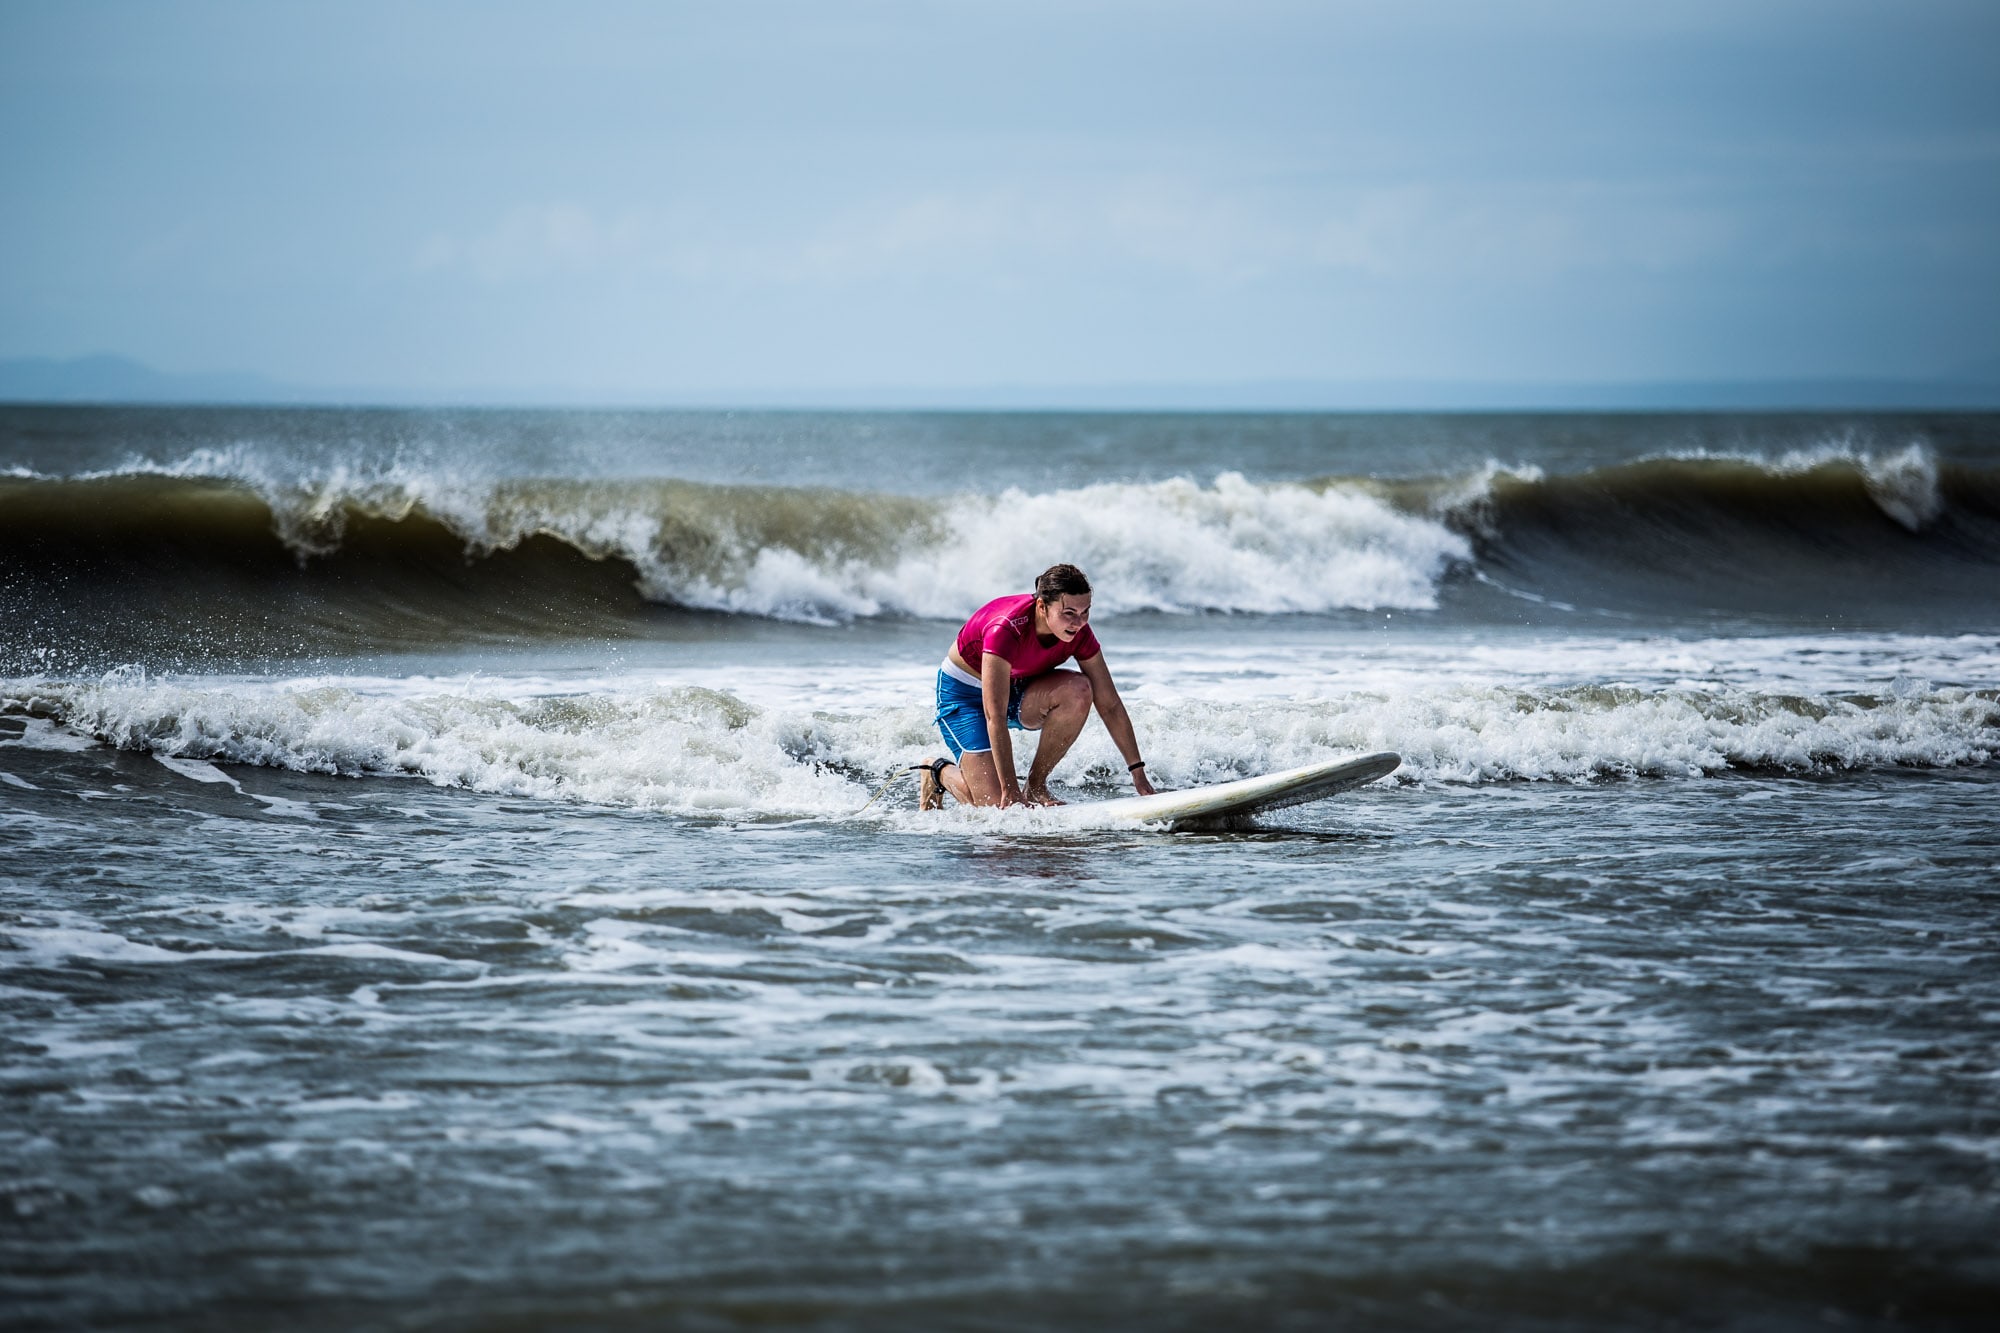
3, 0, 1996, 400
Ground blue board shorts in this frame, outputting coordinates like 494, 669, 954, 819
935, 661, 1028, 760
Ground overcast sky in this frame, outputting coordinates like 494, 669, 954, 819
3, 0, 1997, 400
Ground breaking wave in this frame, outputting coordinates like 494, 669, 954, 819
2, 442, 1996, 666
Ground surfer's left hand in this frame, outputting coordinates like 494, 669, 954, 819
1131, 768, 1156, 797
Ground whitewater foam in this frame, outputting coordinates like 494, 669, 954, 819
488, 471, 1473, 621
6, 661, 1991, 822
1858, 443, 1943, 531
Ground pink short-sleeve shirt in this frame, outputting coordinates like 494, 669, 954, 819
954, 594, 1100, 679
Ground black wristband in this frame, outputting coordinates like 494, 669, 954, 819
1128, 760, 1146, 771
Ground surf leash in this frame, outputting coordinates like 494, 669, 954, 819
851, 766, 915, 816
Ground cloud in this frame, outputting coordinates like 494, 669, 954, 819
415, 204, 653, 281
1306, 182, 1743, 278
411, 173, 1743, 294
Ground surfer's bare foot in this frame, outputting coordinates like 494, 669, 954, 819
1021, 784, 1063, 807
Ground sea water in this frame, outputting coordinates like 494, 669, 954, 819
2, 408, 1997, 1329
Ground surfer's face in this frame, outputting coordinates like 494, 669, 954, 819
1043, 594, 1091, 641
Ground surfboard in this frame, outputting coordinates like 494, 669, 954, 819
1061, 751, 1401, 830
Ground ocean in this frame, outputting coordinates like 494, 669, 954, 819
2, 406, 1997, 1331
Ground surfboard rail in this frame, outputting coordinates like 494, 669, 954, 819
1068, 751, 1401, 830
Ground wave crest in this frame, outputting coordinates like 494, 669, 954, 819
3, 442, 1996, 666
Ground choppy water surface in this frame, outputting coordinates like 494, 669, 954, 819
3, 409, 1999, 1329
0, 732, 1992, 1320
4, 737, 1998, 1331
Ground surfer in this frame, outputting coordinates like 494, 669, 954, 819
918, 563, 1155, 810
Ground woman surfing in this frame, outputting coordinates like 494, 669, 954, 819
918, 563, 1155, 810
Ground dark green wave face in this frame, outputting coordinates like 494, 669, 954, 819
0, 473, 953, 669
0, 475, 654, 668
1439, 452, 2000, 626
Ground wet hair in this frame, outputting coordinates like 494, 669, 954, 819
1034, 563, 1091, 603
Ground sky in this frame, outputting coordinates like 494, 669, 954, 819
2, 0, 1998, 403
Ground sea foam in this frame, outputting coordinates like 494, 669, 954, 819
7, 671, 1992, 821
672, 473, 1472, 621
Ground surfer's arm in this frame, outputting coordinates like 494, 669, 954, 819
982, 652, 1024, 806
1078, 654, 1154, 796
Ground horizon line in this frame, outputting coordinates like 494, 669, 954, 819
3, 353, 1999, 412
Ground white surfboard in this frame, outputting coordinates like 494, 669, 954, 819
1061, 751, 1401, 830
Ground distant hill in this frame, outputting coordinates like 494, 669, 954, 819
3, 354, 1997, 410
0, 355, 311, 405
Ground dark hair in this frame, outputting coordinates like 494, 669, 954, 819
1034, 563, 1091, 602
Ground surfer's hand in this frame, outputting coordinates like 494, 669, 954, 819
1132, 769, 1156, 797
997, 782, 1025, 809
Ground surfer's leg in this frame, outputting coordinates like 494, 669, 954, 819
948, 750, 1008, 806
935, 667, 1000, 807
1018, 670, 1091, 804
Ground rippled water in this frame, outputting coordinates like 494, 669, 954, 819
4, 712, 1997, 1330
5, 407, 1999, 1329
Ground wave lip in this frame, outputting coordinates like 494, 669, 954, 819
1426, 443, 2000, 626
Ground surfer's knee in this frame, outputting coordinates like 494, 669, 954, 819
1022, 672, 1089, 727
1052, 671, 1092, 713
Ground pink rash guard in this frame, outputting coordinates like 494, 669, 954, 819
953, 594, 1101, 680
